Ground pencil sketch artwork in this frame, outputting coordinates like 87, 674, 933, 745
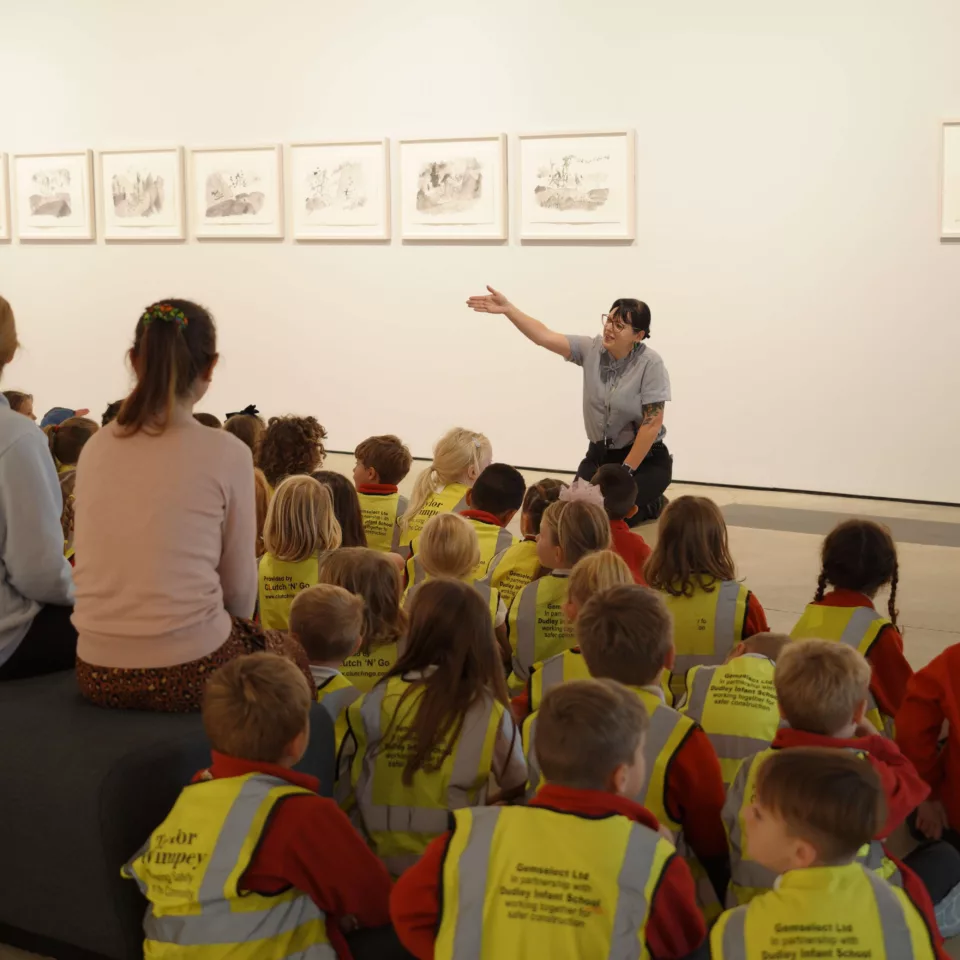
14, 151, 93, 239
534, 152, 611, 213
192, 147, 282, 238
205, 167, 265, 219
29, 167, 73, 218
111, 168, 165, 219
303, 159, 376, 225
416, 157, 483, 216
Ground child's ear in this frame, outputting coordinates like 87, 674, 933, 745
626, 505, 639, 520
726, 642, 748, 663
664, 645, 676, 672
351, 635, 364, 655
608, 761, 630, 796
562, 600, 577, 623
853, 699, 868, 725
465, 489, 474, 507
793, 836, 819, 870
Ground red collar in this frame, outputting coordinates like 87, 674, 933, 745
610, 519, 631, 533
460, 509, 505, 527
816, 588, 877, 609
531, 783, 661, 831
522, 535, 537, 543
357, 483, 399, 495
194, 750, 320, 793
772, 728, 869, 751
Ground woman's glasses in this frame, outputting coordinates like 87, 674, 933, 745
602, 314, 627, 333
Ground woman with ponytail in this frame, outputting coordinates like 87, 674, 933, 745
73, 299, 314, 711
791, 518, 911, 732
0, 296, 77, 680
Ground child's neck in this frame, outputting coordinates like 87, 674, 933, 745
310, 659, 343, 671
826, 721, 858, 739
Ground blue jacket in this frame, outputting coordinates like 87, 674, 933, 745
0, 393, 74, 666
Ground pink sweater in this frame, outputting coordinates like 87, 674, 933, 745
73, 407, 258, 669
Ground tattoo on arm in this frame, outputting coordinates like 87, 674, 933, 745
640, 402, 665, 427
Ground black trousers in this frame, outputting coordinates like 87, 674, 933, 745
577, 440, 673, 524
0, 604, 77, 681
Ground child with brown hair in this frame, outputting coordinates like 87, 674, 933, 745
507, 491, 612, 689
258, 415, 328, 492
2, 390, 35, 420
123, 653, 392, 960
313, 471, 368, 548
316, 547, 407, 692
486, 477, 567, 608
223, 407, 265, 458
253, 467, 270, 558
258, 475, 342, 630
290, 584, 364, 750
645, 495, 768, 701
391, 679, 707, 960
353, 435, 412, 554
677, 632, 789, 786
712, 749, 939, 960
792, 518, 911, 732
590, 463, 651, 583
45, 416, 99, 561
398, 427, 491, 551
339, 579, 526, 876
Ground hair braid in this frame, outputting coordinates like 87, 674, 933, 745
814, 570, 828, 603
887, 559, 899, 628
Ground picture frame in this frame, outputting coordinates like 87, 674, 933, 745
98, 147, 185, 241
0, 154, 9, 242
290, 140, 390, 241
189, 145, 284, 240
941, 120, 960, 241
13, 149, 95, 242
399, 134, 507, 241
518, 130, 636, 242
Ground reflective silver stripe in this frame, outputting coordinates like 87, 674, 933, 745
494, 528, 513, 559
639, 707, 683, 808
539, 654, 566, 700
866, 869, 915, 959
610, 826, 661, 960
724, 754, 777, 892
714, 579, 742, 657
447, 699, 496, 808
708, 733, 774, 763
859, 841, 902, 887
448, 808, 501, 959
681, 667, 714, 723
839, 605, 885, 653
452, 493, 470, 514
524, 715, 541, 799
510, 582, 540, 682
720, 907, 748, 959
122, 839, 151, 893
319, 685, 361, 724
472, 580, 492, 610
390, 497, 408, 553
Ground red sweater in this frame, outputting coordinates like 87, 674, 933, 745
192, 753, 392, 960
356, 482, 399, 495
897, 643, 960, 829
390, 784, 706, 960
815, 589, 913, 718
610, 519, 651, 585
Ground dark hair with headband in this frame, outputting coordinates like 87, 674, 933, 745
609, 298, 652, 339
117, 299, 218, 436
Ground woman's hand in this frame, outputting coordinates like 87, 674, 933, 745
466, 286, 512, 315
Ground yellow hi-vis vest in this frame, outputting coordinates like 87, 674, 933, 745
404, 578, 503, 626
405, 518, 513, 590
357, 489, 408, 554
346, 675, 507, 876
529, 648, 590, 713
122, 773, 332, 960
398, 482, 470, 550
258, 553, 320, 630
339, 642, 400, 694
791, 603, 893, 732
435, 805, 675, 960
678, 656, 780, 787
712, 863, 936, 960
315, 672, 361, 752
662, 580, 750, 701
723, 747, 902, 906
486, 538, 540, 609
507, 573, 573, 693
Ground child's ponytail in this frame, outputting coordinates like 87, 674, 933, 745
44, 417, 99, 469
888, 558, 900, 628
521, 478, 568, 535
814, 569, 828, 603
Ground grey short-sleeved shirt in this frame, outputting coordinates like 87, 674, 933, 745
566, 335, 671, 448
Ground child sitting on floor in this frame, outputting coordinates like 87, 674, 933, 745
792, 518, 912, 733
45, 416, 99, 561
486, 477, 567, 608
590, 464, 651, 583
353, 435, 412, 554
645, 495, 769, 701
338, 579, 526, 876
258, 475, 342, 630
677, 631, 790, 787
122, 653, 392, 960
258, 415, 328, 493
290, 584, 364, 750
391, 679, 707, 960
313, 471, 368, 548
2, 390, 35, 420
712, 749, 939, 960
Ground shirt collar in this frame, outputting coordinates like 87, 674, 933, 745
357, 483, 399, 495
776, 862, 863, 891
202, 750, 320, 793
310, 664, 342, 683
531, 783, 662, 831
460, 509, 504, 527
818, 588, 877, 609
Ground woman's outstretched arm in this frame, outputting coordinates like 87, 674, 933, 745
467, 286, 571, 359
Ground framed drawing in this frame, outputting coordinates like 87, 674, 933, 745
190, 145, 283, 239
941, 120, 960, 241
290, 140, 390, 241
399, 134, 507, 241
13, 150, 95, 241
0, 154, 9, 241
518, 130, 635, 241
99, 147, 185, 241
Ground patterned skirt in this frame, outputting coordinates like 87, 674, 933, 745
76, 617, 315, 713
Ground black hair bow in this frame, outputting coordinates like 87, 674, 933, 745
225, 404, 260, 419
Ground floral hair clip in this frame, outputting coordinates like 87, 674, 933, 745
141, 303, 188, 330
558, 478, 606, 508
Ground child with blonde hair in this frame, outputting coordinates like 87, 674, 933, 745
258, 475, 342, 629
46, 416, 99, 561
339, 579, 526, 876
252, 467, 270, 558
645, 495, 768, 701
2, 390, 35, 420
316, 547, 407, 692
507, 485, 611, 689
397, 427, 491, 550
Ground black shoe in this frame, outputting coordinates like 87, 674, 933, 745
629, 494, 669, 526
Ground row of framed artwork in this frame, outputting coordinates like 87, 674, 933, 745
0, 130, 637, 243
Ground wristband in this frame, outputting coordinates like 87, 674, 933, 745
622, 463, 636, 477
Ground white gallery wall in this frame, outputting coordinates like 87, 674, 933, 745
1, 0, 958, 502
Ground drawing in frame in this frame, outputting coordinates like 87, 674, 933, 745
941, 120, 960, 241
518, 130, 635, 241
290, 140, 390, 241
399, 134, 507, 241
190, 145, 284, 239
13, 149, 95, 241
99, 147, 185, 241
0, 154, 9, 241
